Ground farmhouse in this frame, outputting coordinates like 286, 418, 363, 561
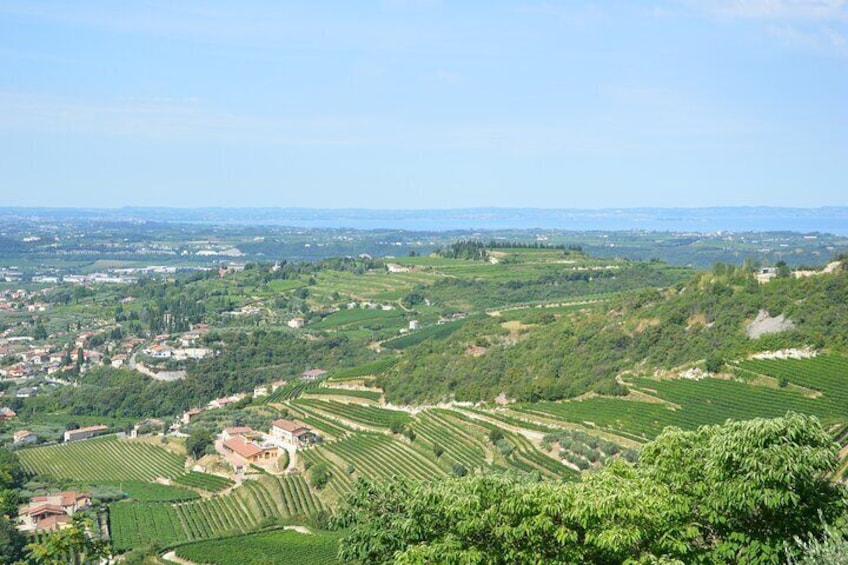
13, 430, 37, 445
130, 418, 165, 438
270, 419, 314, 445
182, 408, 203, 425
63, 424, 108, 443
386, 263, 410, 273
16, 386, 38, 398
222, 435, 278, 463
287, 317, 305, 329
17, 491, 91, 532
302, 368, 327, 381
0, 406, 16, 422
208, 394, 244, 409
221, 426, 258, 441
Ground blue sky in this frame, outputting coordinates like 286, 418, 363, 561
1, 1, 846, 209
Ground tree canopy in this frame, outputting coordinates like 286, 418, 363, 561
336, 413, 846, 564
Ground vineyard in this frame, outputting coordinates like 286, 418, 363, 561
327, 357, 399, 381
293, 398, 411, 429
264, 380, 320, 404
381, 318, 468, 350
17, 437, 185, 481
410, 409, 491, 472
173, 471, 235, 493
735, 355, 848, 406
109, 475, 323, 551
515, 368, 847, 442
119, 481, 199, 502
319, 432, 445, 482
306, 387, 383, 402
445, 409, 576, 478
20, 355, 848, 557
174, 529, 341, 565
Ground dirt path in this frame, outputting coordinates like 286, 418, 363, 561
161, 551, 198, 565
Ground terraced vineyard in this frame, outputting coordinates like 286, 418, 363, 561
17, 437, 185, 481
299, 449, 355, 498
119, 481, 199, 502
518, 373, 846, 441
447, 409, 576, 479
174, 529, 341, 565
410, 409, 491, 472
735, 355, 848, 405
110, 475, 323, 551
317, 432, 445, 482
327, 357, 399, 381
174, 471, 234, 493
293, 398, 411, 429
264, 381, 319, 404
382, 319, 468, 350
306, 387, 383, 402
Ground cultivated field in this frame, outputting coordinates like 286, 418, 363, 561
109, 475, 322, 551
174, 529, 341, 565
17, 437, 185, 482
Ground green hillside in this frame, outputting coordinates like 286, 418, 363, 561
378, 262, 848, 404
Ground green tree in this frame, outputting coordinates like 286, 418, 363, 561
185, 428, 213, 459
25, 515, 110, 565
310, 462, 330, 490
0, 517, 25, 565
337, 413, 845, 564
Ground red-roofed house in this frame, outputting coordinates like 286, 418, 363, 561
0, 407, 16, 422
13, 430, 37, 445
17, 491, 91, 532
222, 436, 278, 463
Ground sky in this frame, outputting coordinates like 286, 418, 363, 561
0, 0, 846, 209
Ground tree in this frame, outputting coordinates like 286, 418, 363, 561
0, 517, 25, 565
33, 320, 47, 340
26, 515, 110, 565
337, 413, 846, 564
185, 428, 213, 459
309, 462, 330, 490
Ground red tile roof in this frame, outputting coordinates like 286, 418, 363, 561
22, 504, 65, 518
223, 436, 264, 459
272, 419, 310, 434
36, 514, 71, 531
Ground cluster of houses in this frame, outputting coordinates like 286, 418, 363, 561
218, 418, 317, 472
182, 369, 328, 426
17, 491, 91, 532
181, 392, 249, 425
0, 323, 142, 380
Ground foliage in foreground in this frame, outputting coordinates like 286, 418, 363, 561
336, 413, 845, 564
